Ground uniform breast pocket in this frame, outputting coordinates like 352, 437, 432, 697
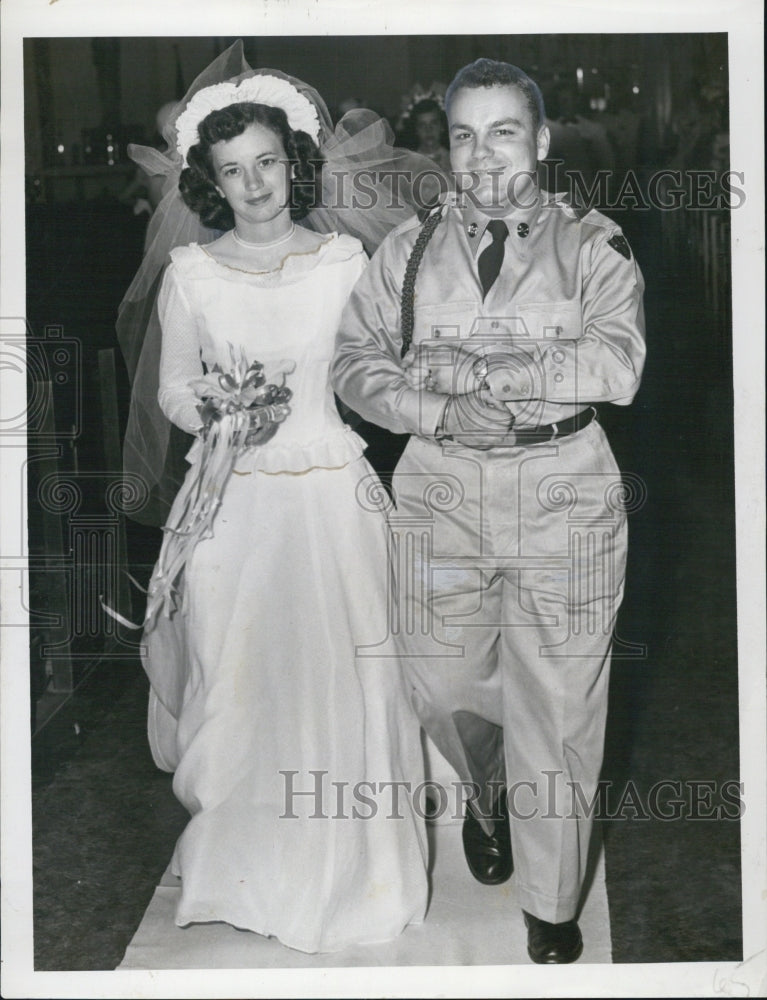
412, 300, 480, 346
409, 301, 486, 393
510, 300, 584, 344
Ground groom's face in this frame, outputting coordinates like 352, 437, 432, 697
448, 84, 550, 212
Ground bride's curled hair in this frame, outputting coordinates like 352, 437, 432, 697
180, 102, 324, 229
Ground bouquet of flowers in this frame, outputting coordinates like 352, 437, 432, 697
113, 347, 295, 629
190, 346, 294, 450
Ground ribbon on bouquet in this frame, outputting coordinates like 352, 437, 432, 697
102, 346, 294, 630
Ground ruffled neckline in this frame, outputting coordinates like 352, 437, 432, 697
170, 232, 363, 284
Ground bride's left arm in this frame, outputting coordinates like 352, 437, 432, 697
157, 264, 206, 435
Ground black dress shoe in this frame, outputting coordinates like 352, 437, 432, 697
462, 791, 513, 885
523, 910, 583, 964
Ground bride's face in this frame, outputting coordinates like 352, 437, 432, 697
210, 122, 292, 232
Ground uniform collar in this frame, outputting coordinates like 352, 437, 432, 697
458, 188, 546, 257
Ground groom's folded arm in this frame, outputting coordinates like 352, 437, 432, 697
331, 237, 448, 439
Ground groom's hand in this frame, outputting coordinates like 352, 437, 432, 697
438, 389, 515, 449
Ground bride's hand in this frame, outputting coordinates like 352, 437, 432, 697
244, 401, 291, 447
263, 358, 296, 384
401, 347, 457, 393
402, 344, 483, 395
401, 348, 432, 390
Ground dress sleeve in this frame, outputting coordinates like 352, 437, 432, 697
331, 235, 448, 437
339, 242, 368, 297
157, 263, 205, 434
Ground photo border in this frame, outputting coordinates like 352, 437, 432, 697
2, 1, 764, 996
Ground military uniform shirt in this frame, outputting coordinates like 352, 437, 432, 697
332, 191, 646, 434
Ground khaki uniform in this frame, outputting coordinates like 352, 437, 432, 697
332, 191, 645, 922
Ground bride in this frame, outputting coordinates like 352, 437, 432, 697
118, 43, 430, 954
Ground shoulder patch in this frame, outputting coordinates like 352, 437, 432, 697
607, 233, 632, 260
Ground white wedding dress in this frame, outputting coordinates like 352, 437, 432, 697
142, 232, 428, 954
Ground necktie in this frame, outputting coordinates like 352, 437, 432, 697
477, 219, 508, 299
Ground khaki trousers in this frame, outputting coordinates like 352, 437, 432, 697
390, 419, 628, 923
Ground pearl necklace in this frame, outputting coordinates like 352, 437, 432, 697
232, 223, 296, 250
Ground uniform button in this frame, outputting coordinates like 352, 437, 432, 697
517, 222, 530, 238
552, 350, 565, 363
520, 384, 531, 394
554, 372, 564, 383
468, 223, 478, 237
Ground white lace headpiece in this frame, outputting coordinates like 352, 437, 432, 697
175, 75, 322, 165
118, 40, 445, 527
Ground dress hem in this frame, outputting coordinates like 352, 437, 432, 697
172, 908, 427, 955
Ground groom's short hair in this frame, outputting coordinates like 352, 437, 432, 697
445, 58, 546, 132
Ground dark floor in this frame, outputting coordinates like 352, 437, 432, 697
27, 200, 742, 969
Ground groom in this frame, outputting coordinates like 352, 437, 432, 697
332, 58, 645, 963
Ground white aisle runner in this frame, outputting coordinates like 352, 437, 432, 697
119, 817, 611, 969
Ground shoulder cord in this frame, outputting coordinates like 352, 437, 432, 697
399, 206, 444, 358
